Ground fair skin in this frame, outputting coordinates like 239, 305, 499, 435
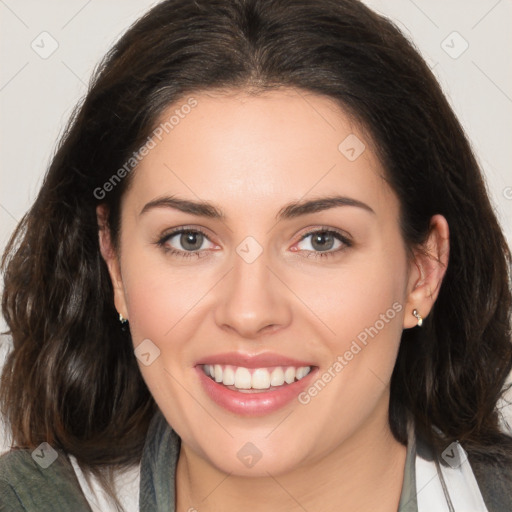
98, 88, 449, 512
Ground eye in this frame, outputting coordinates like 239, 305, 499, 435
155, 226, 352, 260
156, 227, 216, 259
293, 228, 352, 259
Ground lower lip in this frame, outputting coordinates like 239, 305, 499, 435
196, 366, 318, 416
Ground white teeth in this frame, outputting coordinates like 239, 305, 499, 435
296, 366, 311, 380
202, 364, 312, 390
234, 367, 252, 389
222, 365, 235, 386
270, 367, 285, 386
284, 367, 296, 384
251, 368, 271, 390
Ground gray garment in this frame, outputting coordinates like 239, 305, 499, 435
139, 409, 181, 511
0, 409, 511, 511
397, 422, 418, 512
0, 448, 92, 511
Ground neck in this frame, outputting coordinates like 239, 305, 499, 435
176, 402, 407, 512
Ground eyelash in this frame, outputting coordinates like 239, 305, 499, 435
156, 227, 211, 260
155, 226, 352, 260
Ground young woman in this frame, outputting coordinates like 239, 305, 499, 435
1, 0, 511, 511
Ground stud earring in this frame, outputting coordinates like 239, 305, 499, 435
119, 313, 128, 324
412, 309, 423, 327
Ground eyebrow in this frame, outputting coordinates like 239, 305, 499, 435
139, 194, 375, 220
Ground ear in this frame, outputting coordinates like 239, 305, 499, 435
403, 214, 450, 329
96, 204, 129, 321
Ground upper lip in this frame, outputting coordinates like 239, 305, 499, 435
196, 352, 315, 369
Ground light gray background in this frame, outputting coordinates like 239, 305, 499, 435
1, 0, 511, 452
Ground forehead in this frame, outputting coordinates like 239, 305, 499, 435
125, 88, 397, 223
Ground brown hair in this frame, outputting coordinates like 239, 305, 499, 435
2, 0, 511, 508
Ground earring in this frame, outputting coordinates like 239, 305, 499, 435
119, 313, 128, 324
412, 309, 423, 327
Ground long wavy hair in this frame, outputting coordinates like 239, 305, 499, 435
2, 0, 511, 508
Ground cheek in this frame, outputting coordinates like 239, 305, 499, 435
119, 252, 213, 424
122, 262, 209, 349
298, 243, 407, 355
293, 293, 405, 453
294, 242, 407, 412
117, 222, 211, 340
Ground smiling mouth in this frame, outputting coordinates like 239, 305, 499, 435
202, 364, 313, 393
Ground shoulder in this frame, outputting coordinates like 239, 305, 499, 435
0, 448, 92, 511
469, 454, 512, 512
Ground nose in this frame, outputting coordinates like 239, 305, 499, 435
213, 245, 292, 339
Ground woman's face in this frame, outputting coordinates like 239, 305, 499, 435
101, 88, 433, 476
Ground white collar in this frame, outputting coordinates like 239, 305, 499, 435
412, 425, 489, 512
